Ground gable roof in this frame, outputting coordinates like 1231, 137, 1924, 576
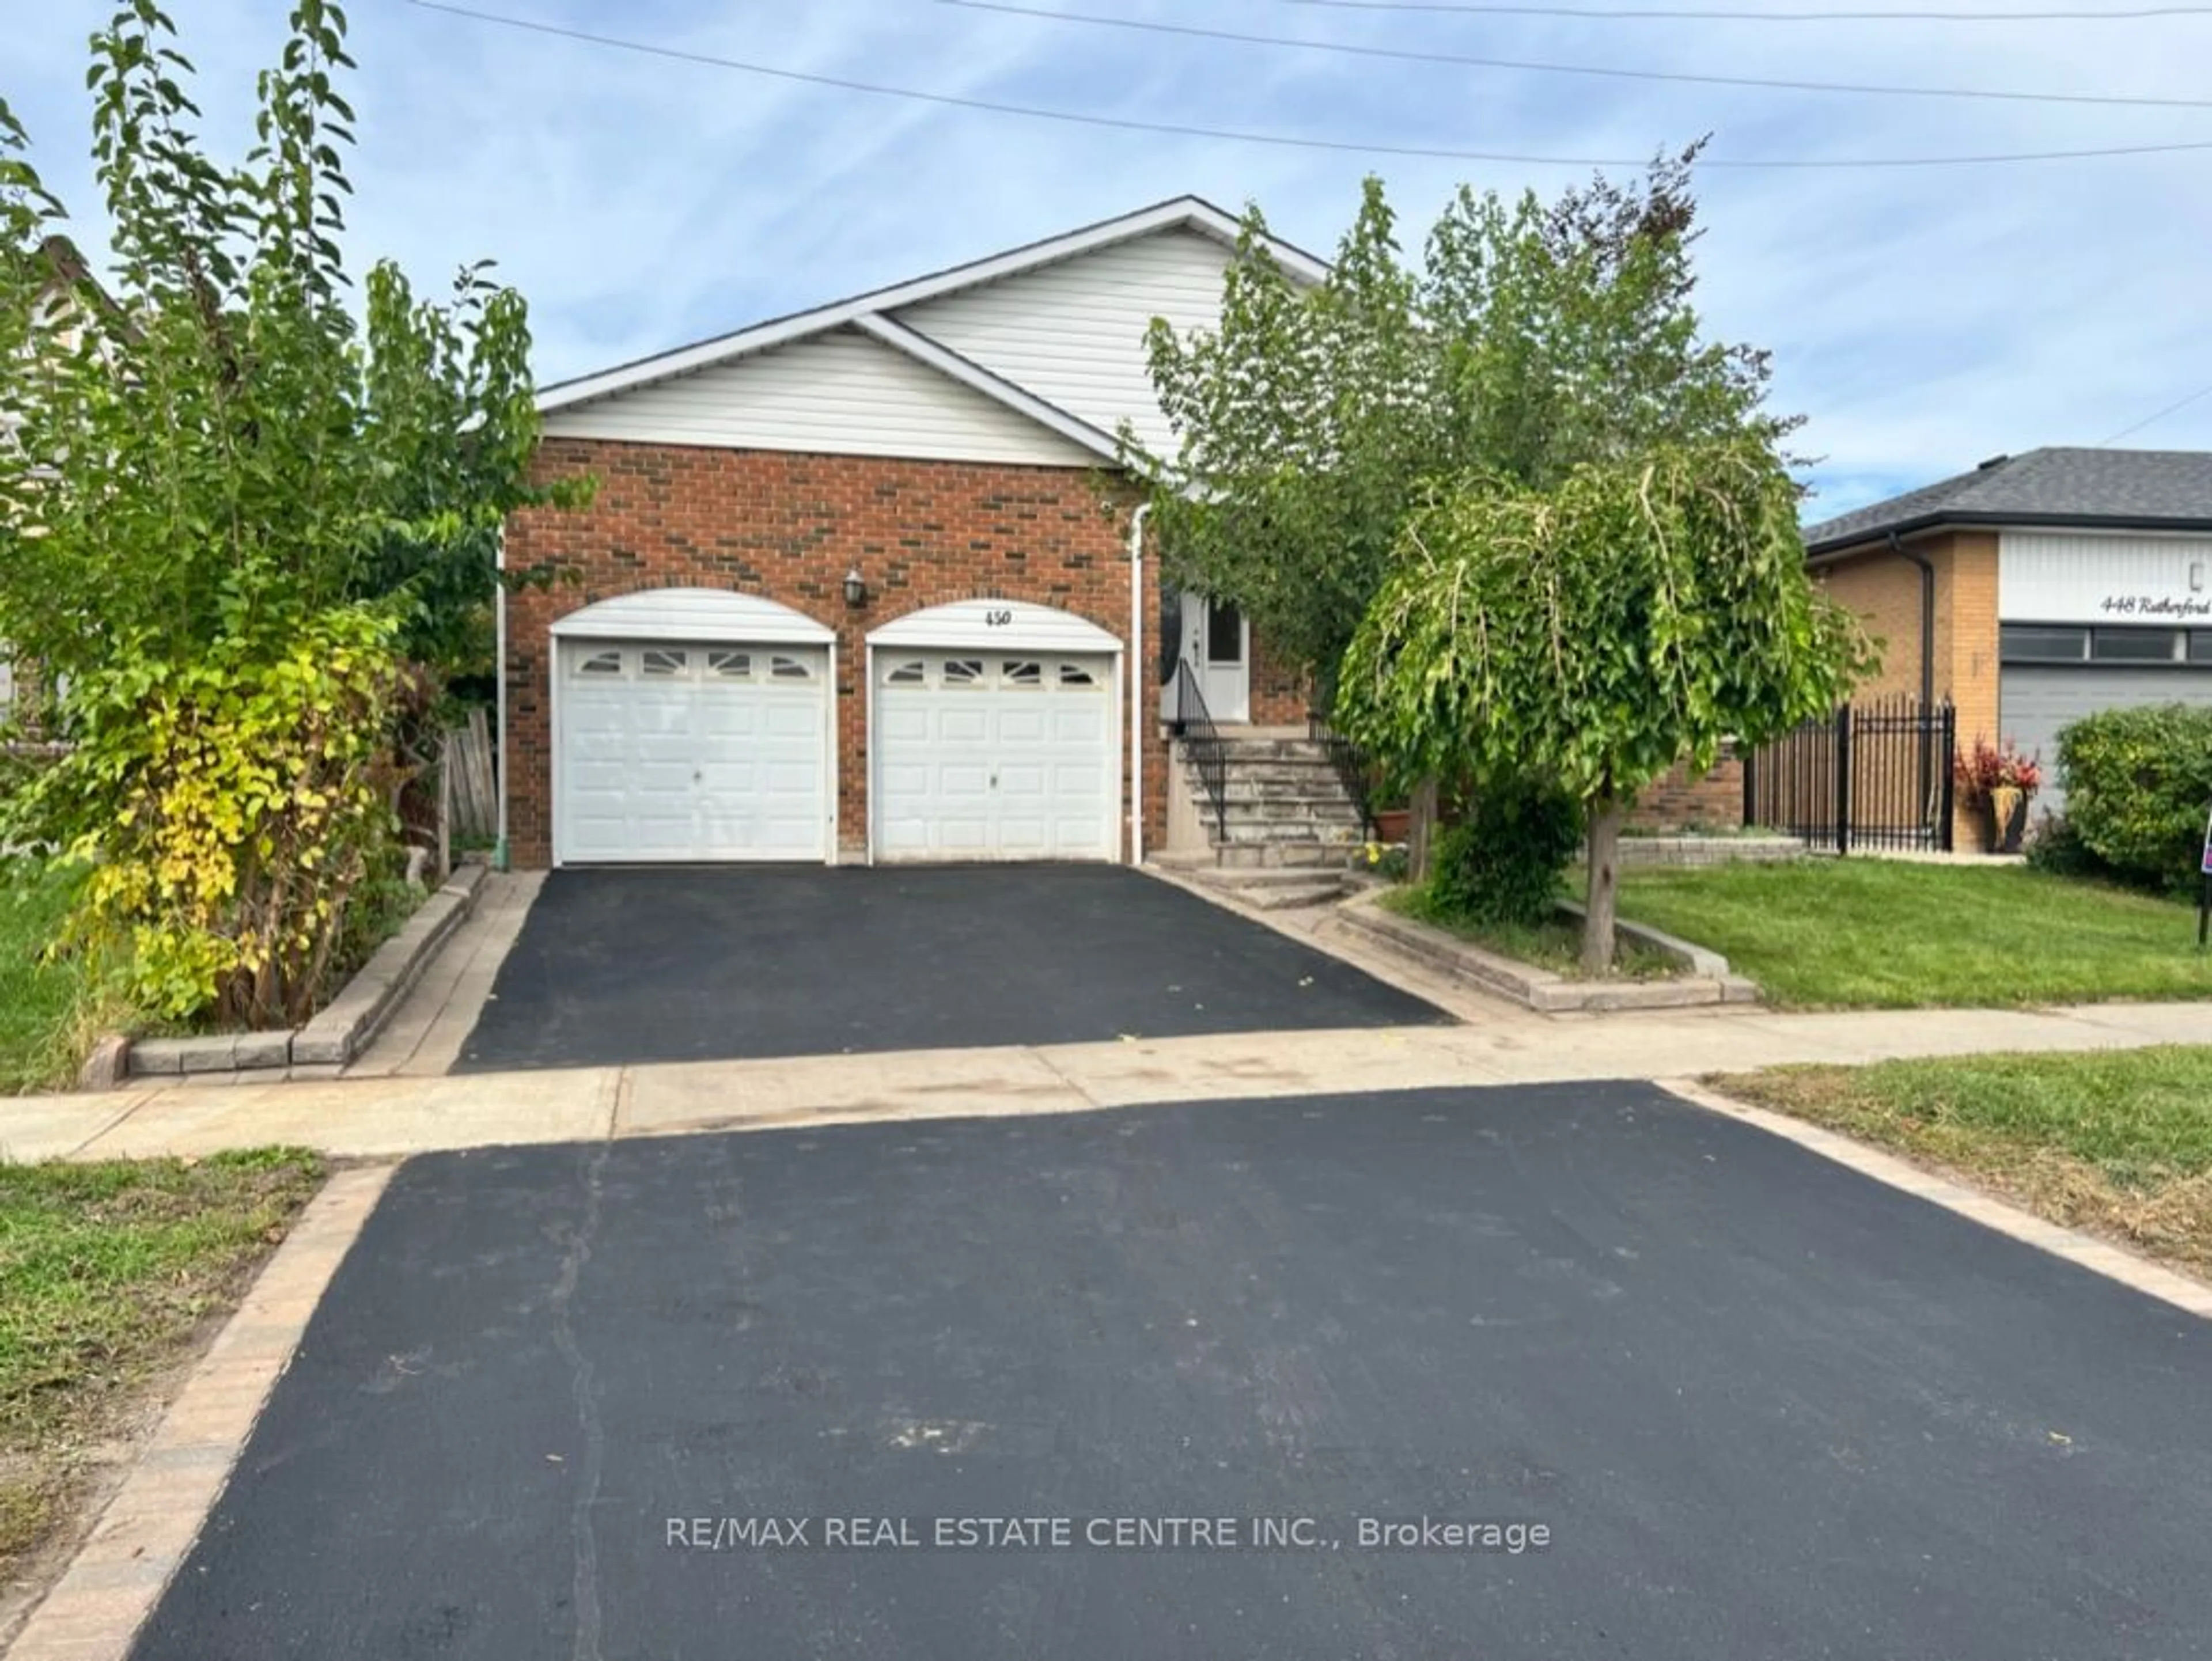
536, 195, 1328, 442
1805, 447, 2212, 553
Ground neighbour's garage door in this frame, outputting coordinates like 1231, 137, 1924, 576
874, 651, 1115, 861
2001, 663, 2212, 817
556, 639, 831, 863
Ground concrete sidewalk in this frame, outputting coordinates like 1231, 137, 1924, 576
5, 998, 2207, 1163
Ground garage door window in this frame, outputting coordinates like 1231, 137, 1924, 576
1999, 625, 2087, 663
771, 655, 815, 681
942, 659, 985, 687
2091, 628, 2182, 663
574, 649, 625, 679
642, 649, 688, 678
1003, 660, 1043, 688
1058, 663, 1097, 687
707, 650, 752, 680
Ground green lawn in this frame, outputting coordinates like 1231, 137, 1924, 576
1713, 1048, 2212, 1276
0, 1150, 324, 1569
1382, 886, 1681, 980
1617, 860, 2212, 1008
0, 863, 90, 1095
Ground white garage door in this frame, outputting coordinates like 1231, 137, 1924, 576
874, 651, 1116, 861
558, 640, 830, 863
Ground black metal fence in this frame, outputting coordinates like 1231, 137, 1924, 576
1743, 696, 1956, 854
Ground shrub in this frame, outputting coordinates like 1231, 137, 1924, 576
2055, 703, 2212, 895
2023, 813, 2108, 883
1425, 782, 1584, 927
20, 608, 410, 1029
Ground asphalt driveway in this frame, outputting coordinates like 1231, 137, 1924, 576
135, 1083, 2211, 1660
454, 865, 1446, 1071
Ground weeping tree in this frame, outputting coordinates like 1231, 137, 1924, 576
1336, 439, 1872, 972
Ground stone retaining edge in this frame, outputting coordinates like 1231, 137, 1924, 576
118, 863, 486, 1082
1328, 892, 1759, 1013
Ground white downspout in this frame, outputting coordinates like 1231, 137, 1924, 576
1127, 501, 1150, 866
493, 527, 510, 871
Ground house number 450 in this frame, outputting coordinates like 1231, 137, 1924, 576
983, 608, 1014, 626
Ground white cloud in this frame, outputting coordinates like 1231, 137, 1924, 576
10, 0, 2212, 509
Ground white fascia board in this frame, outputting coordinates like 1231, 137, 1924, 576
537, 196, 1326, 416
851, 314, 1120, 462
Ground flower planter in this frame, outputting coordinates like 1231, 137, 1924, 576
1983, 786, 2031, 855
1371, 807, 1412, 843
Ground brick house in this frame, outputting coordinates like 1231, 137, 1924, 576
1805, 449, 2212, 843
499, 198, 1330, 871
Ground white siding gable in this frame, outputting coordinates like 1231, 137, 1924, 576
892, 227, 1233, 460
540, 325, 1095, 467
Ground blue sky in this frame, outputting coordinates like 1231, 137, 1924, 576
8, 0, 2212, 521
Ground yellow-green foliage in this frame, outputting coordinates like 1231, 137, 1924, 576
44, 608, 406, 1029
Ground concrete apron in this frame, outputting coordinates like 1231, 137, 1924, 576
7, 998, 2212, 1164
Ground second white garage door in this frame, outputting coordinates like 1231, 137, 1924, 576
874, 651, 1116, 861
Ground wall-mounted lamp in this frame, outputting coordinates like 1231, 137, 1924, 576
842, 564, 868, 608
2191, 560, 2205, 594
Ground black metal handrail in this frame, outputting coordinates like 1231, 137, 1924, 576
1169, 659, 1228, 841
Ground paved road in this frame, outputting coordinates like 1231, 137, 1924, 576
454, 865, 1447, 1071
135, 1083, 2212, 1660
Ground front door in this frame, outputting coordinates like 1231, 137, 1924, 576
1179, 591, 1250, 723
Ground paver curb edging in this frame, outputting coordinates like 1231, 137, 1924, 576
121, 864, 487, 1083
1657, 1077, 2212, 1322
1617, 835, 1804, 867
3, 1163, 396, 1661
1327, 892, 1759, 1013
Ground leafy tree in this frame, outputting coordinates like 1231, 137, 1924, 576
1336, 439, 1872, 970
1128, 147, 1784, 714
0, 2, 576, 1026
1131, 179, 1447, 707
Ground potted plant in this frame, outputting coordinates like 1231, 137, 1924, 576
1955, 737, 2042, 854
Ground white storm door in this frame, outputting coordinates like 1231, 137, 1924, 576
874, 653, 1115, 862
557, 642, 829, 863
1179, 591, 1249, 723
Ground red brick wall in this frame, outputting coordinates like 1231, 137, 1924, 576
502, 440, 1189, 869
1628, 752, 1745, 832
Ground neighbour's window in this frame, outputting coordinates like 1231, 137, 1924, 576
1058, 663, 1098, 688
885, 660, 927, 686
707, 650, 752, 680
770, 655, 814, 681
2090, 628, 2181, 663
641, 649, 688, 678
941, 658, 985, 687
2190, 631, 2212, 665
1002, 660, 1043, 687
1998, 625, 2088, 663
574, 649, 624, 678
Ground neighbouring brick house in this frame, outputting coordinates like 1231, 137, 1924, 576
1805, 449, 2212, 844
501, 198, 1320, 870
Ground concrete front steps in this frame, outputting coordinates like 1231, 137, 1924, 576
1150, 852, 1355, 911
1162, 733, 1370, 907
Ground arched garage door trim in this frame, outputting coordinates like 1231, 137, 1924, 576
865, 600, 1124, 864
551, 589, 838, 866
